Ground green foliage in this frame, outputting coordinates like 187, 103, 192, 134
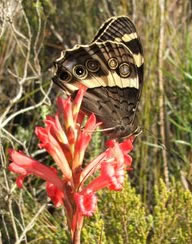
82, 210, 107, 244
82, 178, 192, 244
98, 178, 152, 244
151, 179, 192, 243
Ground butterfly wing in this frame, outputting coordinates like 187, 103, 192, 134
52, 16, 144, 138
53, 40, 141, 138
92, 16, 144, 91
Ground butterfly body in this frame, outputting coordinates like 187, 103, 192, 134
52, 16, 144, 139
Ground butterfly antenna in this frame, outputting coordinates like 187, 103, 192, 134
139, 126, 167, 151
140, 127, 188, 165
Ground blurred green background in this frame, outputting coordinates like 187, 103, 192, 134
0, 0, 192, 243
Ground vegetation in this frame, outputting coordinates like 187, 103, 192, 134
0, 0, 192, 243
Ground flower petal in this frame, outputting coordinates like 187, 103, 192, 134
57, 97, 74, 131
16, 175, 26, 188
46, 182, 64, 207
74, 190, 97, 216
119, 138, 133, 153
72, 86, 87, 122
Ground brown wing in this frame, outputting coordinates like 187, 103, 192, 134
52, 40, 141, 138
52, 16, 144, 138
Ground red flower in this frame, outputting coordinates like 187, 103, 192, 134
35, 120, 72, 180
74, 190, 97, 217
8, 86, 134, 240
73, 114, 97, 171
8, 149, 64, 191
74, 139, 133, 216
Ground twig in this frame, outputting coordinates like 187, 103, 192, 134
15, 204, 47, 244
50, 24, 64, 43
33, 0, 43, 75
0, 82, 52, 129
1, 128, 27, 149
158, 0, 169, 187
8, 197, 19, 241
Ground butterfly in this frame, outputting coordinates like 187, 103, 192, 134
52, 16, 144, 139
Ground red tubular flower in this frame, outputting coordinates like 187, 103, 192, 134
73, 114, 97, 171
74, 139, 133, 216
74, 190, 97, 217
72, 85, 87, 123
8, 149, 64, 191
45, 114, 68, 145
46, 167, 65, 207
107, 138, 133, 169
46, 182, 64, 207
35, 125, 72, 180
88, 139, 132, 191
57, 97, 74, 132
80, 158, 124, 194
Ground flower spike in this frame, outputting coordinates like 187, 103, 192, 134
8, 86, 134, 242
